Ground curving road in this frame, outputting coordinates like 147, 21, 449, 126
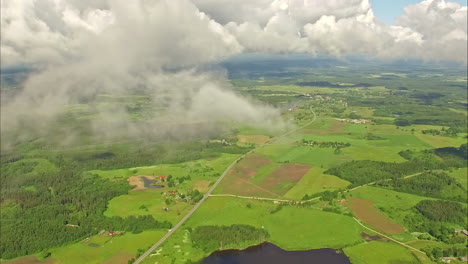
133, 106, 316, 263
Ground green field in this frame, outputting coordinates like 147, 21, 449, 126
284, 167, 350, 199
448, 168, 468, 189
349, 186, 433, 226
91, 153, 239, 180
48, 231, 166, 264
104, 189, 192, 224
96, 154, 241, 224
141, 196, 366, 264
344, 241, 421, 264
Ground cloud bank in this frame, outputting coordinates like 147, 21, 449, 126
1, 0, 466, 145
2, 0, 466, 67
0, 0, 282, 144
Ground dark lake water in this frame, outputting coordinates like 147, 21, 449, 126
201, 242, 351, 264
141, 176, 164, 189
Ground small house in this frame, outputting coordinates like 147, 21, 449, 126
454, 229, 468, 236
159, 176, 166, 182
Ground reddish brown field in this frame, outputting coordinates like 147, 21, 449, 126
101, 251, 135, 264
260, 164, 311, 195
301, 121, 346, 135
3, 257, 56, 264
217, 154, 276, 197
229, 154, 272, 177
348, 197, 405, 234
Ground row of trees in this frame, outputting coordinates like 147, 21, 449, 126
301, 139, 351, 149
422, 246, 467, 259
191, 225, 270, 252
421, 127, 459, 137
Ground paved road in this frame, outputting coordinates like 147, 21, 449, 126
133, 106, 317, 263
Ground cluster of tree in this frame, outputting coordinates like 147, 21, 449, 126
325, 160, 431, 187
191, 225, 270, 252
166, 175, 192, 187
189, 165, 216, 177
421, 127, 460, 137
376, 172, 466, 202
186, 189, 203, 204
365, 133, 385, 140
422, 246, 467, 259
404, 214, 459, 242
404, 200, 467, 243
435, 143, 467, 161
301, 139, 351, 149
270, 204, 283, 214
415, 200, 467, 225
302, 190, 340, 202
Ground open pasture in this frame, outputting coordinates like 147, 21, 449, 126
216, 153, 313, 197
448, 168, 468, 190
237, 134, 271, 145
344, 241, 420, 264
215, 154, 279, 197
349, 186, 433, 226
104, 188, 191, 224
46, 231, 166, 264
415, 133, 467, 148
142, 196, 366, 264
186, 196, 365, 250
260, 163, 311, 195
301, 120, 346, 134
284, 167, 350, 199
2, 257, 56, 264
91, 153, 239, 181
347, 197, 405, 234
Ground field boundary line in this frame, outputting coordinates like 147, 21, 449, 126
208, 194, 291, 202
237, 177, 280, 197
352, 217, 425, 255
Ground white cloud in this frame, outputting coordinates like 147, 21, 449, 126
1, 0, 281, 141
1, 0, 466, 144
1, 0, 466, 68
395, 0, 467, 62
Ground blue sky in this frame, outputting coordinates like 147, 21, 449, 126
370, 0, 467, 24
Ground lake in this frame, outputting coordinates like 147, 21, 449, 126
202, 242, 351, 264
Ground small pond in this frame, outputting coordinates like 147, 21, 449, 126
202, 242, 351, 264
141, 176, 164, 189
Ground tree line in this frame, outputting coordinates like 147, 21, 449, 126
191, 224, 270, 252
